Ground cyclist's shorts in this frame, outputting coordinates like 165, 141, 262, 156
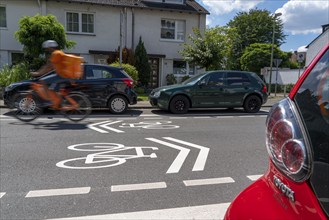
52, 51, 83, 79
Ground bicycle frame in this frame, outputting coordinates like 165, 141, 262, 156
31, 82, 78, 110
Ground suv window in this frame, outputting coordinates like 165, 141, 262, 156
294, 49, 329, 215
85, 66, 115, 79
207, 72, 225, 86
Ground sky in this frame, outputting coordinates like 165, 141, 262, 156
196, 0, 329, 52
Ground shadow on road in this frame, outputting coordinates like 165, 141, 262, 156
9, 120, 89, 131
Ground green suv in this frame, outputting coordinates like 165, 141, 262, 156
149, 70, 268, 114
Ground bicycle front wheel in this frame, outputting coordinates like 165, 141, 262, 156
61, 93, 92, 122
14, 93, 43, 122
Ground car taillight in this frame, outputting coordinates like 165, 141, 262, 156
266, 98, 312, 182
261, 84, 267, 93
123, 78, 134, 88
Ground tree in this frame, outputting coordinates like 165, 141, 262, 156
134, 37, 151, 87
227, 9, 286, 70
180, 27, 230, 70
15, 14, 75, 69
240, 43, 289, 74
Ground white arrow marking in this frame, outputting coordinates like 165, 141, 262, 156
146, 138, 190, 174
163, 137, 209, 172
87, 120, 124, 133
99, 120, 124, 133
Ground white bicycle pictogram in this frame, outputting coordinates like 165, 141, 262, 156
56, 143, 158, 169
119, 121, 179, 129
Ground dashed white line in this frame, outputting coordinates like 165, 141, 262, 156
193, 116, 211, 119
247, 175, 263, 181
25, 187, 91, 198
183, 177, 235, 186
0, 192, 6, 198
111, 182, 167, 192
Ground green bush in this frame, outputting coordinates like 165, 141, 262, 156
0, 62, 31, 87
181, 75, 190, 83
109, 62, 138, 82
166, 74, 177, 85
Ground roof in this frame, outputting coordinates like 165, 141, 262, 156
52, 0, 209, 14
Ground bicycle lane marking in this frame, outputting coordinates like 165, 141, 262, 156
56, 143, 159, 169
145, 138, 190, 174
87, 120, 124, 133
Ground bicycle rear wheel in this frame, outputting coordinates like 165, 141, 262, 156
61, 93, 92, 122
14, 93, 43, 122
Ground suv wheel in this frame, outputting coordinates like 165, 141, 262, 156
108, 95, 128, 114
243, 95, 261, 113
169, 95, 190, 114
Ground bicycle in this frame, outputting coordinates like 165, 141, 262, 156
13, 80, 92, 122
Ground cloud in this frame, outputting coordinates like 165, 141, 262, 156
276, 0, 329, 35
201, 0, 263, 15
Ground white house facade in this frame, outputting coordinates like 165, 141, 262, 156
0, 0, 209, 87
306, 24, 329, 67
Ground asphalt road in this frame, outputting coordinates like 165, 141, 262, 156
0, 107, 270, 219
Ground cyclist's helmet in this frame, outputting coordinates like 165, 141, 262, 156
42, 40, 58, 49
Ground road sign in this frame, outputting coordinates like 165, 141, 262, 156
297, 53, 305, 63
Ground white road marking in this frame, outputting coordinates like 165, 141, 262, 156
146, 138, 190, 174
163, 137, 209, 172
111, 182, 167, 192
247, 175, 263, 181
87, 120, 112, 133
238, 115, 256, 118
25, 187, 90, 198
169, 117, 188, 119
47, 202, 231, 220
143, 117, 163, 120
0, 192, 6, 198
193, 116, 211, 119
183, 177, 235, 186
87, 120, 124, 133
99, 120, 124, 133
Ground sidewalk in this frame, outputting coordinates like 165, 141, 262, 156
0, 95, 285, 109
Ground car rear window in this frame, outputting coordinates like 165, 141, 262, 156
294, 49, 329, 216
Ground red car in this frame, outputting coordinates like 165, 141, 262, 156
225, 43, 329, 220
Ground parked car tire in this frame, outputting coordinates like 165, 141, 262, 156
243, 95, 261, 113
108, 95, 128, 114
169, 95, 190, 114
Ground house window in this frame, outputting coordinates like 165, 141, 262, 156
66, 12, 94, 34
161, 19, 185, 41
173, 60, 195, 75
0, 6, 6, 28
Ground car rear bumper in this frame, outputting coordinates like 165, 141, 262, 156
224, 162, 328, 220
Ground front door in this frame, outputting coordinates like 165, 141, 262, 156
149, 58, 159, 88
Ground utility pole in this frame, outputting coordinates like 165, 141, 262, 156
268, 12, 282, 95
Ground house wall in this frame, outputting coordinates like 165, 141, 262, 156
0, 0, 41, 66
306, 29, 329, 67
0, 0, 207, 86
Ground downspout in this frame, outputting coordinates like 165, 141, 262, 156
37, 0, 41, 14
131, 8, 135, 50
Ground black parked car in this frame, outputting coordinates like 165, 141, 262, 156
3, 64, 137, 114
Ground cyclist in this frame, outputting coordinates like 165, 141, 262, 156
30, 40, 81, 108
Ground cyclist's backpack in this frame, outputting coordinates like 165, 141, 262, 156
52, 51, 83, 79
